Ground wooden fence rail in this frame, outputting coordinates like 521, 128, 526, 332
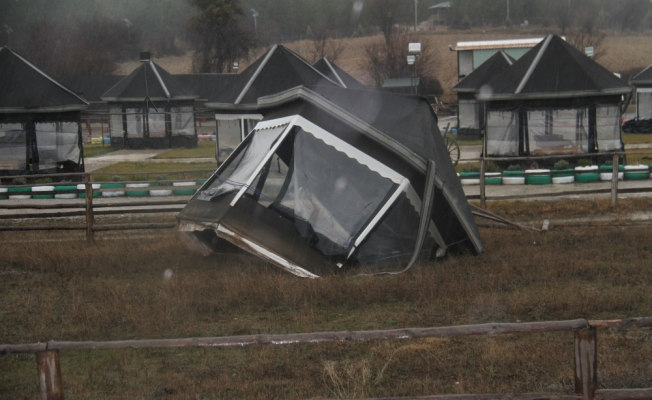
1, 318, 651, 400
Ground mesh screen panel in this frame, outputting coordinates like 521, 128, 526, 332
110, 108, 123, 137
148, 109, 166, 138
205, 125, 287, 199
638, 92, 652, 120
596, 105, 621, 151
527, 109, 588, 155
486, 110, 518, 156
217, 119, 241, 162
171, 107, 194, 136
458, 100, 479, 129
277, 128, 395, 255
0, 123, 26, 170
126, 108, 144, 138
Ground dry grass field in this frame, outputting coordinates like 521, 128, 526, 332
1, 198, 652, 399
119, 28, 652, 97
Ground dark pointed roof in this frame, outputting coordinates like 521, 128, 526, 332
485, 34, 631, 100
101, 60, 197, 102
56, 75, 125, 103
207, 45, 341, 107
632, 64, 652, 85
175, 74, 237, 101
0, 47, 89, 113
312, 58, 367, 90
452, 50, 514, 93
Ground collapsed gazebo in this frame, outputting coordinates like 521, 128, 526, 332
481, 35, 632, 159
206, 46, 360, 162
0, 47, 87, 177
178, 85, 483, 277
101, 54, 198, 149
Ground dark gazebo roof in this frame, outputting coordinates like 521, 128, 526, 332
101, 60, 197, 102
175, 74, 237, 101
631, 63, 652, 85
0, 47, 89, 113
206, 45, 341, 107
312, 58, 367, 90
484, 34, 631, 100
452, 50, 514, 93
57, 75, 125, 103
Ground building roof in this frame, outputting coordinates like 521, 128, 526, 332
312, 58, 367, 90
429, 1, 451, 10
382, 78, 420, 89
56, 75, 125, 103
207, 45, 341, 107
455, 38, 545, 51
452, 50, 514, 93
101, 60, 197, 102
0, 47, 89, 113
631, 63, 652, 85
484, 34, 631, 100
175, 74, 237, 101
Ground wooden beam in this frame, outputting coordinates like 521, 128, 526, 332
348, 395, 580, 400
596, 388, 652, 399
36, 351, 64, 400
575, 328, 597, 400
40, 320, 589, 351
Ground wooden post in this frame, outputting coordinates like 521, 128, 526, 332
611, 154, 619, 207
36, 350, 64, 400
84, 174, 95, 244
479, 157, 486, 209
575, 328, 597, 400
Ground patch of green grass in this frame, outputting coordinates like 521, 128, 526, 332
91, 162, 215, 181
154, 141, 216, 159
623, 133, 652, 145
83, 144, 116, 158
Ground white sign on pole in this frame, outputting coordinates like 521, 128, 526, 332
585, 46, 594, 57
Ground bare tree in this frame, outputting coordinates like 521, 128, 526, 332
366, 0, 407, 45
361, 33, 442, 95
566, 25, 606, 61
305, 28, 344, 64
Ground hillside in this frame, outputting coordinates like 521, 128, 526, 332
118, 29, 652, 98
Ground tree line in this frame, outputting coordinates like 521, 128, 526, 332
1, 0, 651, 77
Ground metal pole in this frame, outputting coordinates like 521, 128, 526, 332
414, 0, 418, 31
611, 154, 619, 207
507, 0, 510, 21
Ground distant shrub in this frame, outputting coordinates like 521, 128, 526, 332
35, 177, 53, 184
110, 175, 123, 182
553, 160, 570, 170
578, 159, 592, 167
485, 162, 500, 173
463, 164, 481, 172
12, 177, 27, 186
507, 164, 523, 171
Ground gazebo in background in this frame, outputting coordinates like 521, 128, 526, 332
205, 45, 346, 162
452, 50, 514, 139
101, 53, 198, 149
631, 64, 652, 120
0, 47, 87, 177
481, 35, 631, 159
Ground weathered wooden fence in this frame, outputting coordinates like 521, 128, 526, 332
1, 318, 651, 400
0, 170, 215, 240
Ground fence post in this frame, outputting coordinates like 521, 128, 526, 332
84, 173, 95, 244
611, 154, 619, 207
37, 350, 64, 400
574, 328, 597, 400
479, 157, 486, 209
